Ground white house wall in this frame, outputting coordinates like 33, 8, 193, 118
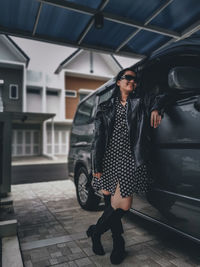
66, 51, 117, 76
93, 53, 117, 75
101, 54, 122, 73
27, 70, 44, 87
46, 73, 61, 89
0, 36, 124, 159
26, 70, 64, 120
46, 94, 60, 119
26, 92, 42, 113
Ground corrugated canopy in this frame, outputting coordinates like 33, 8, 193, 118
0, 0, 200, 59
11, 112, 55, 123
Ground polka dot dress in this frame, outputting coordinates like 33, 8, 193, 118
92, 96, 154, 198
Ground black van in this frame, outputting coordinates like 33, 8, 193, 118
68, 37, 200, 243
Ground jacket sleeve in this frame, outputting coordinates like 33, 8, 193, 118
144, 91, 174, 118
91, 105, 106, 173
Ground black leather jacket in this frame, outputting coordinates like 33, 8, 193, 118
91, 86, 171, 173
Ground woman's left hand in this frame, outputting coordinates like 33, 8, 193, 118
150, 110, 162, 128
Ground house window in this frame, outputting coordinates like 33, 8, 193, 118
47, 90, 59, 96
9, 84, 19, 99
27, 88, 41, 94
65, 90, 77, 98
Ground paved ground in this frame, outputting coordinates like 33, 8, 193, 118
12, 180, 200, 267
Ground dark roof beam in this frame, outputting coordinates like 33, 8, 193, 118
110, 54, 123, 69
116, 0, 174, 52
38, 0, 96, 15
0, 24, 145, 59
55, 49, 82, 74
153, 19, 200, 54
105, 12, 180, 38
77, 0, 110, 45
77, 20, 94, 45
180, 19, 200, 39
38, 0, 181, 38
99, 0, 110, 10
33, 2, 43, 35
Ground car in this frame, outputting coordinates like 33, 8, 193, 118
68, 36, 200, 244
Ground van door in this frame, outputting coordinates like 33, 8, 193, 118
132, 92, 200, 240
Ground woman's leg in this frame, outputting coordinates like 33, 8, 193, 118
111, 182, 133, 211
109, 181, 132, 264
86, 183, 131, 258
86, 189, 115, 256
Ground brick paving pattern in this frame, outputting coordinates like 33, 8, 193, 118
11, 180, 200, 267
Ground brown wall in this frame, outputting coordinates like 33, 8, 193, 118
65, 75, 107, 119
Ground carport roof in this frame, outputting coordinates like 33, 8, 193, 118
0, 0, 200, 59
11, 112, 55, 123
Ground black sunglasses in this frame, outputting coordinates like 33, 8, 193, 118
120, 75, 138, 82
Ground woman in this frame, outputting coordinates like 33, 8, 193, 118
87, 67, 170, 265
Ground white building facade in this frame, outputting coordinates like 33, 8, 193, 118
0, 35, 124, 159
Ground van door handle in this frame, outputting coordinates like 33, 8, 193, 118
194, 96, 200, 112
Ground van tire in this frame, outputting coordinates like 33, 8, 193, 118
76, 167, 101, 210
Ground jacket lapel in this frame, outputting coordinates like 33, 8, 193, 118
129, 97, 140, 113
127, 97, 140, 131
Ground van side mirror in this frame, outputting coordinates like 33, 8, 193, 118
168, 67, 200, 90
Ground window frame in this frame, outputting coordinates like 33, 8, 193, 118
65, 90, 77, 98
9, 84, 19, 100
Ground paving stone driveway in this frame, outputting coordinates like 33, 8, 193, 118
12, 180, 200, 267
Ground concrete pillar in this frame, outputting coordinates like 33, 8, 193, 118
51, 118, 55, 158
61, 71, 66, 120
42, 121, 47, 155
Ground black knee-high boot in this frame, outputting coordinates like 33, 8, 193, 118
86, 203, 116, 255
110, 208, 128, 265
103, 194, 124, 234
103, 194, 111, 208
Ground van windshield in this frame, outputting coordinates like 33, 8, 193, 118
99, 87, 115, 104
74, 94, 96, 125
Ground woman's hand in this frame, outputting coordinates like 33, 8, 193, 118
150, 110, 162, 128
93, 172, 102, 179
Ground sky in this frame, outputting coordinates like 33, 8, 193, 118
12, 36, 139, 74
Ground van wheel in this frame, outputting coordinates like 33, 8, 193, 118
76, 167, 101, 210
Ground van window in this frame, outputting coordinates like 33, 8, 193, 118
99, 87, 115, 104
74, 94, 96, 125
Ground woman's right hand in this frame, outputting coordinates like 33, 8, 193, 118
93, 172, 102, 179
